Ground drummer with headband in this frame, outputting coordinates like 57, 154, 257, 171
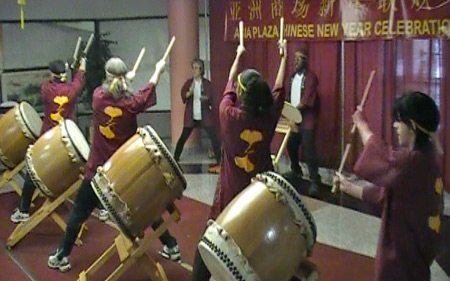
191, 38, 288, 281
334, 91, 442, 281
47, 56, 180, 272
285, 44, 322, 197
10, 58, 86, 224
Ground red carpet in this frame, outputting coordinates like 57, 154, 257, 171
0, 192, 374, 281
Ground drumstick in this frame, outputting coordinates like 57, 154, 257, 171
239, 21, 244, 47
350, 70, 375, 134
279, 17, 284, 55
71, 37, 82, 68
82, 33, 95, 56
331, 144, 351, 193
162, 36, 176, 62
132, 47, 146, 73
72, 37, 82, 62
332, 70, 375, 193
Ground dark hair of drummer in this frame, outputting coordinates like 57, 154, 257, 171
49, 60, 68, 82
102, 57, 132, 98
392, 91, 440, 152
237, 69, 273, 117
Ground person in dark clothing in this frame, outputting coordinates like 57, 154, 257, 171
285, 45, 321, 197
173, 58, 221, 172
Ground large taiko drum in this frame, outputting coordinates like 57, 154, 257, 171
0, 102, 42, 169
26, 119, 90, 199
92, 125, 186, 239
198, 171, 317, 281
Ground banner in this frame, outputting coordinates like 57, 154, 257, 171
224, 0, 450, 41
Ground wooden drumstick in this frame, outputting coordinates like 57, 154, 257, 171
162, 36, 176, 62
279, 17, 284, 55
350, 70, 375, 134
331, 144, 351, 193
71, 37, 82, 68
239, 21, 244, 47
82, 33, 95, 56
332, 70, 375, 193
73, 37, 82, 61
132, 47, 146, 73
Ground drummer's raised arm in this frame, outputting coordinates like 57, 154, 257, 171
149, 59, 166, 85
274, 39, 287, 89
228, 45, 246, 82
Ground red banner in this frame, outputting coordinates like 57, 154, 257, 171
224, 0, 450, 41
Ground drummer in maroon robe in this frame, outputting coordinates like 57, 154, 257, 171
47, 57, 180, 272
335, 91, 442, 281
191, 40, 288, 281
10, 58, 86, 224
173, 58, 221, 170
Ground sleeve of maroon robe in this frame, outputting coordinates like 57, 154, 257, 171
354, 135, 410, 210
219, 81, 242, 121
67, 70, 86, 100
123, 83, 157, 113
272, 84, 286, 113
300, 72, 318, 108
181, 79, 193, 104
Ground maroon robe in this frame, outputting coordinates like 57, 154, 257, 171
287, 70, 319, 130
84, 84, 157, 181
354, 135, 442, 281
40, 71, 85, 135
181, 78, 215, 127
209, 81, 285, 219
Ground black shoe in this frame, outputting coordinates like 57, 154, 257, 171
307, 182, 322, 198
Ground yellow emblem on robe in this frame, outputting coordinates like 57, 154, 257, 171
435, 178, 443, 195
234, 129, 263, 173
99, 106, 123, 139
428, 214, 441, 234
50, 96, 69, 122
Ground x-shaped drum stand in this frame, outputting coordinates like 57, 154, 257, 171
78, 204, 181, 281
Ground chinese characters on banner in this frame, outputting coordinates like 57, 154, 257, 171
224, 0, 450, 41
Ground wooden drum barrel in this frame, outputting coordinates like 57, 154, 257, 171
198, 171, 317, 281
0, 102, 42, 168
92, 125, 186, 239
26, 119, 90, 199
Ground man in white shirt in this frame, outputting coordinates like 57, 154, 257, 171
286, 46, 321, 197
174, 58, 221, 169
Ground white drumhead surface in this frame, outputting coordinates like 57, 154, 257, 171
63, 119, 90, 161
282, 102, 302, 123
19, 102, 43, 138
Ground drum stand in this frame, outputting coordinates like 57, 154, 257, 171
273, 118, 293, 171
0, 161, 39, 203
78, 204, 181, 281
6, 179, 86, 249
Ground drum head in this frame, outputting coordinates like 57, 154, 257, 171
19, 102, 42, 139
63, 119, 90, 161
198, 221, 261, 281
282, 102, 302, 123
